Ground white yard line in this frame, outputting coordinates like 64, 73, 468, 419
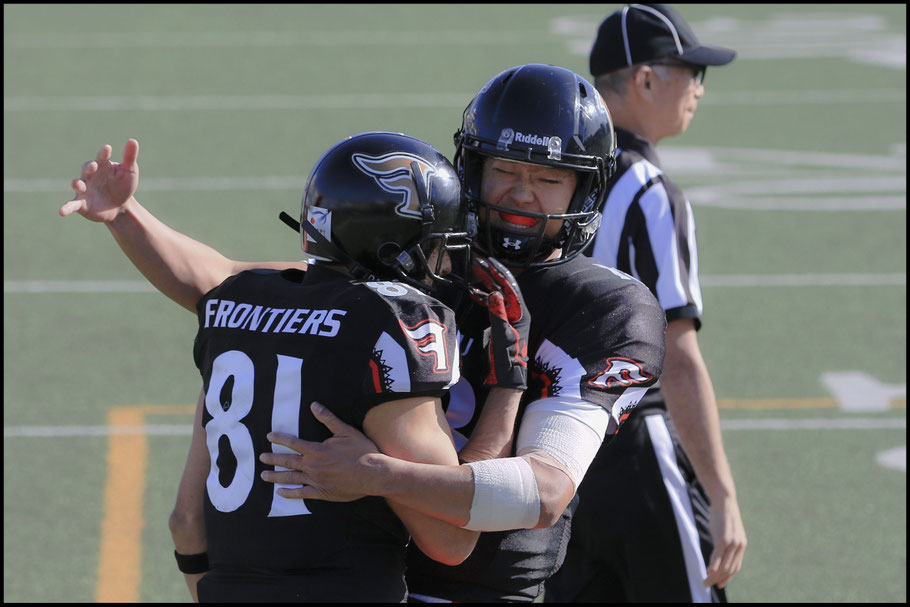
3, 29, 549, 49
701, 89, 906, 105
4, 280, 158, 293
720, 418, 905, 431
4, 424, 192, 437
4, 417, 904, 437
5, 274, 905, 294
5, 175, 309, 193
698, 273, 906, 287
2, 93, 471, 112
4, 89, 903, 113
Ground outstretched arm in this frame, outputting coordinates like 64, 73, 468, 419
60, 139, 307, 312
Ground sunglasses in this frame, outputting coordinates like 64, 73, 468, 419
648, 60, 706, 85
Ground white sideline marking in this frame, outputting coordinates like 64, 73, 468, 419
5, 274, 905, 294
4, 418, 904, 437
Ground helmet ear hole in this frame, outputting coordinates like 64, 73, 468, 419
376, 241, 403, 267
378, 241, 421, 276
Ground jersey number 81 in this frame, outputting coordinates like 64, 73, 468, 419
204, 350, 310, 517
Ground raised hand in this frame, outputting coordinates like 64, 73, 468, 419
59, 139, 140, 222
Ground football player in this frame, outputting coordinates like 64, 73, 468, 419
263, 64, 668, 603
62, 131, 521, 602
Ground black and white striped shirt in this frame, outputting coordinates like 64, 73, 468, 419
590, 127, 703, 330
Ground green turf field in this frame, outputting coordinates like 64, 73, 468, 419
4, 4, 906, 603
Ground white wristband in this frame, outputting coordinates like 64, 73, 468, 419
462, 457, 540, 531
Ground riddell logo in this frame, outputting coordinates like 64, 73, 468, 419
515, 132, 550, 146
498, 129, 562, 160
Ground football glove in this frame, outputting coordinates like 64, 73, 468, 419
468, 256, 530, 390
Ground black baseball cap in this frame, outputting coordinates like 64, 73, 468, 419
590, 3, 736, 76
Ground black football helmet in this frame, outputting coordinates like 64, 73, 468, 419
290, 131, 474, 294
454, 63, 616, 267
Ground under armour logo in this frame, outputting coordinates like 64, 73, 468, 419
502, 238, 523, 250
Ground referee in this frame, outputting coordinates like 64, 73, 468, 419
545, 4, 747, 603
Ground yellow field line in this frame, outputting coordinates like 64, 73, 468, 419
718, 398, 906, 409
96, 407, 148, 602
95, 404, 195, 603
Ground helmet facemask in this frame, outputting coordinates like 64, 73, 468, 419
380, 228, 474, 296
456, 145, 606, 269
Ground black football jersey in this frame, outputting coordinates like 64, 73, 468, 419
407, 254, 667, 602
193, 265, 458, 598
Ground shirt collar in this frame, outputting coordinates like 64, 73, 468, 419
616, 127, 661, 167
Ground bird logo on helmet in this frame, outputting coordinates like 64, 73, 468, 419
351, 152, 436, 220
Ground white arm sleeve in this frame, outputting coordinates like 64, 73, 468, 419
462, 456, 540, 531
515, 397, 610, 490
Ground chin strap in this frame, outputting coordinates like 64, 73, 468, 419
278, 211, 377, 281
279, 210, 302, 233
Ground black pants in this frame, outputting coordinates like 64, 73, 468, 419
197, 567, 407, 603
544, 406, 726, 603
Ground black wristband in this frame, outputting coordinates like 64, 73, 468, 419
174, 550, 209, 574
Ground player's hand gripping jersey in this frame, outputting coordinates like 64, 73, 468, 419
193, 266, 458, 601
407, 254, 667, 602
